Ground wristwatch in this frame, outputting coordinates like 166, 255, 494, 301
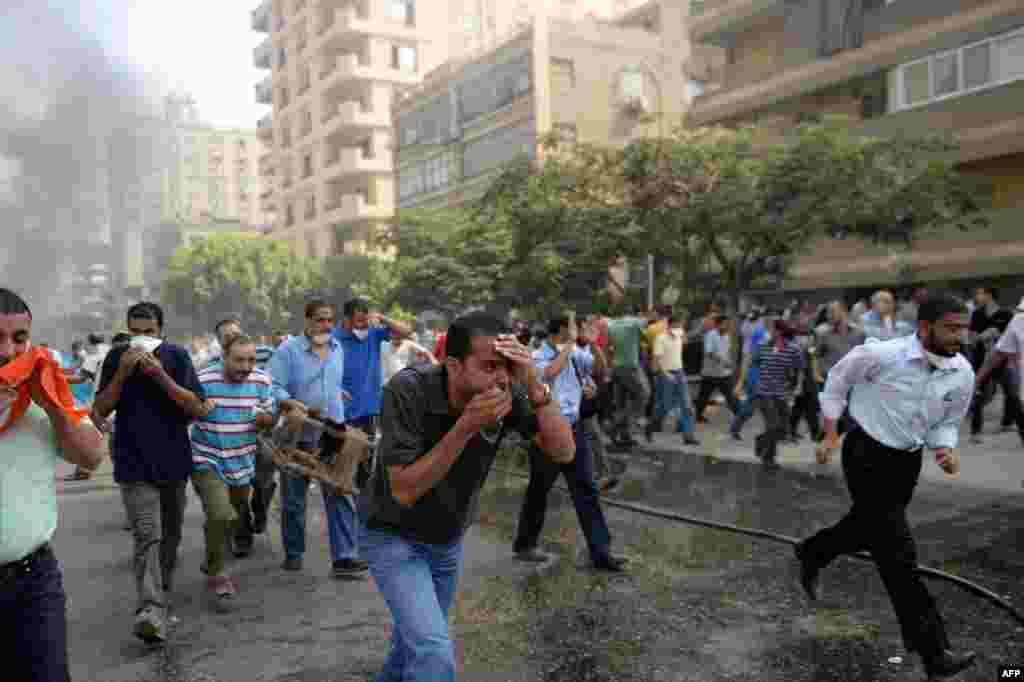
529, 383, 553, 410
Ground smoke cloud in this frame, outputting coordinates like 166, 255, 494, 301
0, 0, 173, 346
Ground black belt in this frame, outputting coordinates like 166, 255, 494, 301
0, 543, 54, 584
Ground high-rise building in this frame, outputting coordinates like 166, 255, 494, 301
251, 0, 649, 258
683, 0, 1024, 295
162, 126, 272, 229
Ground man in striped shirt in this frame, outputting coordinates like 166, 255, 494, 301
751, 320, 805, 469
190, 334, 275, 608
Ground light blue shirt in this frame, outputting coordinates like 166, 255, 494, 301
533, 342, 593, 424
702, 329, 733, 377
861, 310, 915, 342
819, 334, 974, 452
268, 335, 346, 444
0, 404, 60, 563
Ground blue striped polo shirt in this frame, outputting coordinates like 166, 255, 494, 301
753, 339, 805, 399
191, 367, 274, 486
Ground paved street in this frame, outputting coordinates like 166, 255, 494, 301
55, 412, 1024, 681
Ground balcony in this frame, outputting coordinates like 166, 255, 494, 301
257, 112, 273, 134
255, 76, 273, 105
252, 0, 271, 32
322, 147, 391, 180
320, 53, 419, 91
321, 101, 390, 138
324, 194, 393, 224
689, 0, 783, 46
317, 4, 421, 44
688, 0, 1023, 126
254, 36, 273, 69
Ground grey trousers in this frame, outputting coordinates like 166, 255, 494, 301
611, 366, 650, 434
120, 481, 188, 612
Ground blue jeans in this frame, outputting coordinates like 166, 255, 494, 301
1, 546, 70, 682
280, 469, 360, 562
654, 372, 695, 434
363, 528, 463, 682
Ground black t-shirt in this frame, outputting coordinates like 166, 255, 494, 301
366, 364, 539, 545
97, 342, 204, 484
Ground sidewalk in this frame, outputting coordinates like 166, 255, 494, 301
645, 408, 1024, 494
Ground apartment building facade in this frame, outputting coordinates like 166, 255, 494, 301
685, 0, 1024, 295
394, 6, 691, 212
251, 0, 651, 258
162, 125, 272, 229
252, 0, 448, 259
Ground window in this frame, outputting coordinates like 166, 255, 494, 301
286, 204, 295, 226
685, 79, 706, 99
932, 52, 959, 96
995, 33, 1024, 81
902, 60, 929, 105
389, 0, 415, 26
894, 27, 1024, 110
303, 153, 313, 177
621, 68, 644, 99
306, 233, 318, 259
392, 45, 417, 74
963, 43, 991, 89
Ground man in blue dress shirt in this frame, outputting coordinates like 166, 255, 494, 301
795, 293, 976, 680
268, 299, 366, 579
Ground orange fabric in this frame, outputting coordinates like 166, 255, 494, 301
0, 346, 89, 434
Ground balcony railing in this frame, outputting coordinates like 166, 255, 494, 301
254, 36, 273, 69
255, 76, 273, 104
251, 0, 271, 32
324, 194, 393, 222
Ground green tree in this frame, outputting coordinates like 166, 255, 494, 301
161, 233, 322, 334
564, 117, 991, 309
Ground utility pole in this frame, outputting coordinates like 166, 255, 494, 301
647, 253, 654, 310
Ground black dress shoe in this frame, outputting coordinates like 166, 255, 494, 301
592, 555, 628, 573
793, 541, 819, 602
644, 422, 657, 443
925, 650, 976, 680
332, 558, 369, 579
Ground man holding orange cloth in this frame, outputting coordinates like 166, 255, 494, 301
0, 287, 107, 682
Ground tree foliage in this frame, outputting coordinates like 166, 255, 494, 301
162, 234, 322, 334
378, 115, 992, 316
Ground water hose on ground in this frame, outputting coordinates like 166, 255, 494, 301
491, 466, 1024, 626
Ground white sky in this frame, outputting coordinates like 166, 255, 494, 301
111, 0, 269, 129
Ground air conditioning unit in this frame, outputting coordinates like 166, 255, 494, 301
622, 95, 650, 114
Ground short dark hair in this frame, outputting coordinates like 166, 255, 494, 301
87, 333, 105, 345
669, 314, 683, 325
976, 286, 999, 300
343, 298, 370, 318
546, 316, 570, 337
215, 316, 242, 335
126, 302, 164, 330
305, 299, 335, 318
223, 333, 256, 355
0, 288, 31, 319
446, 313, 506, 361
71, 340, 84, 352
918, 293, 967, 324
112, 332, 132, 346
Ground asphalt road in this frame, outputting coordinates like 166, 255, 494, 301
53, 410, 1023, 681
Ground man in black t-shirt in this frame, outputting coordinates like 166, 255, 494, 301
967, 286, 1014, 441
363, 314, 575, 682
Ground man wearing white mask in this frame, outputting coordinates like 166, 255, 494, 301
94, 302, 214, 643
334, 298, 412, 440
